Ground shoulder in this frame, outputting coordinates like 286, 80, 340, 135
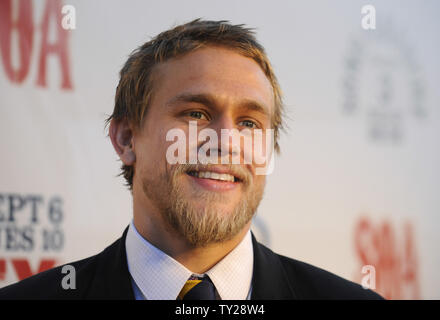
0, 254, 99, 300
0, 234, 124, 300
256, 242, 383, 300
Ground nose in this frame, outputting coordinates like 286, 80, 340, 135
206, 114, 240, 161
210, 114, 235, 133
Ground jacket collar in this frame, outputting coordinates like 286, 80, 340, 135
84, 227, 298, 299
250, 233, 298, 299
86, 226, 134, 299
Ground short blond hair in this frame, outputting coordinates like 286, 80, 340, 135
106, 19, 284, 190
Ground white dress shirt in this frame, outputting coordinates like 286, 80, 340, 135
125, 220, 254, 300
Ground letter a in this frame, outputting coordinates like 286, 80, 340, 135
361, 4, 376, 30
61, 5, 76, 30
61, 264, 76, 290
361, 5, 376, 30
361, 265, 376, 289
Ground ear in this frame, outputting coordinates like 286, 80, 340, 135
109, 118, 136, 165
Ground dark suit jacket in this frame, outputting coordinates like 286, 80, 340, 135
0, 227, 383, 299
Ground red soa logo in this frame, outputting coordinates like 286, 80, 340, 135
0, 0, 73, 89
354, 216, 420, 299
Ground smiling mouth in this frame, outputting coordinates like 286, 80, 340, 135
186, 170, 241, 183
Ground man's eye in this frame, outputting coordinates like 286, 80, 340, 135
188, 111, 208, 120
239, 120, 258, 129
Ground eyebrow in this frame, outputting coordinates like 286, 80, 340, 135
166, 92, 270, 118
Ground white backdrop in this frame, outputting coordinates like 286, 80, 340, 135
1, 0, 439, 299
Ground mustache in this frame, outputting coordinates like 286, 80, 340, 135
172, 163, 252, 186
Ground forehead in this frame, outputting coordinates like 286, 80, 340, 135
150, 46, 274, 114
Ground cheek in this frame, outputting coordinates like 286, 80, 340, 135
134, 136, 166, 176
252, 176, 266, 190
140, 122, 172, 156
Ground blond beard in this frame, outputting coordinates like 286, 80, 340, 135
142, 163, 264, 247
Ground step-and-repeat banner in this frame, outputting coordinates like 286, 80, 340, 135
1, 0, 439, 299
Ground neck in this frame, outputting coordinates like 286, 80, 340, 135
132, 196, 251, 274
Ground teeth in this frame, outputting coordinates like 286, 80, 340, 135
191, 171, 235, 182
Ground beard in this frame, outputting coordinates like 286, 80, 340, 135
142, 162, 265, 247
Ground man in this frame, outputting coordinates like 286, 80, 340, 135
0, 19, 382, 300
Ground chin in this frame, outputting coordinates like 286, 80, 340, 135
189, 201, 237, 216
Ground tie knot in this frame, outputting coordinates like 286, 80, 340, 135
178, 276, 217, 300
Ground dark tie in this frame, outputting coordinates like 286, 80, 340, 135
178, 276, 217, 300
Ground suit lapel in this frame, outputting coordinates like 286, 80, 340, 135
250, 233, 298, 299
86, 227, 135, 299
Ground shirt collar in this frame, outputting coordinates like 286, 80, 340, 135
205, 231, 253, 300
125, 220, 253, 300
